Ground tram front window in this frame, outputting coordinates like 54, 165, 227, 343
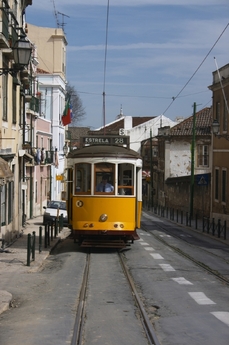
95, 163, 114, 194
75, 163, 91, 194
118, 163, 134, 195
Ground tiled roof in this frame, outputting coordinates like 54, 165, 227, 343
88, 116, 155, 135
37, 68, 50, 74
169, 107, 212, 136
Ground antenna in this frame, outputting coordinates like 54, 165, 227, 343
57, 11, 70, 34
51, 0, 59, 28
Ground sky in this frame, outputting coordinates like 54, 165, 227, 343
26, 1, 229, 129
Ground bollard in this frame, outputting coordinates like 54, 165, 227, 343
27, 233, 31, 266
47, 223, 50, 246
45, 224, 48, 248
224, 221, 227, 240
181, 211, 183, 224
212, 218, 215, 236
55, 218, 58, 236
195, 214, 198, 229
51, 221, 54, 241
32, 231, 36, 261
59, 214, 63, 231
39, 226, 42, 253
218, 219, 221, 238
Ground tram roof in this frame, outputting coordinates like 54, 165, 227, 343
67, 145, 141, 159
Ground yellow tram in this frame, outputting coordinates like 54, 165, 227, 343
64, 136, 142, 248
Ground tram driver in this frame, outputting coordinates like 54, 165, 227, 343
96, 175, 114, 192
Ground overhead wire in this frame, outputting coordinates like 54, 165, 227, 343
102, 0, 110, 130
162, 22, 229, 115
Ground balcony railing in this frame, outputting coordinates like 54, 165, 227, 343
65, 130, 71, 141
29, 96, 39, 113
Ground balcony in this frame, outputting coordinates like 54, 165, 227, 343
45, 150, 54, 165
65, 130, 71, 141
28, 95, 39, 113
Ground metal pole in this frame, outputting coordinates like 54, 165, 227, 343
189, 102, 196, 219
27, 233, 31, 266
39, 226, 42, 253
150, 129, 153, 208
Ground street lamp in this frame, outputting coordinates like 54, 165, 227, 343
0, 36, 32, 77
212, 119, 229, 140
63, 144, 68, 156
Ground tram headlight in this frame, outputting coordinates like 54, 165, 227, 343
100, 214, 108, 222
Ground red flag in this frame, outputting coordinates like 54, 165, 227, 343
62, 98, 71, 126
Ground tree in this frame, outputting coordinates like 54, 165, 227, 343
66, 83, 86, 126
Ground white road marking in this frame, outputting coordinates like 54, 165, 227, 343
211, 312, 229, 327
150, 253, 164, 259
138, 238, 143, 241
159, 264, 175, 271
159, 234, 171, 238
139, 232, 150, 236
172, 277, 193, 285
144, 247, 155, 251
139, 242, 149, 246
188, 292, 216, 305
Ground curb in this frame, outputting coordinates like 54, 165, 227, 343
0, 290, 13, 315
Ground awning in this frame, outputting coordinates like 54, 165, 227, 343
0, 157, 14, 182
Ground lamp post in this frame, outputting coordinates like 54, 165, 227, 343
63, 144, 68, 156
0, 36, 32, 77
212, 119, 229, 140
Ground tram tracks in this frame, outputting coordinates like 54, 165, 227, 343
71, 250, 161, 345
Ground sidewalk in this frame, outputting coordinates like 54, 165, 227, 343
0, 216, 71, 315
143, 207, 229, 246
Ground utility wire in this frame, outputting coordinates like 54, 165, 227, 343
162, 22, 229, 115
102, 0, 110, 130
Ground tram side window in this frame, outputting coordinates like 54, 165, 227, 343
75, 163, 91, 194
118, 163, 134, 195
94, 163, 114, 193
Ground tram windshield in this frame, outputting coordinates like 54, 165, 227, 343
118, 163, 134, 195
74, 162, 135, 196
95, 163, 114, 194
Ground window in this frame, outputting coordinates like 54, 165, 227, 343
2, 73, 8, 121
12, 82, 17, 124
216, 102, 220, 122
215, 168, 219, 201
223, 99, 228, 132
222, 169, 226, 203
8, 181, 14, 224
118, 163, 134, 195
197, 145, 209, 167
75, 163, 91, 194
1, 185, 6, 226
94, 163, 114, 194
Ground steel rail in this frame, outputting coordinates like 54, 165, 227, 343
71, 252, 90, 345
118, 252, 161, 345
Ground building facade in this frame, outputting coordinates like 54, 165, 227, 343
209, 63, 229, 222
0, 0, 33, 242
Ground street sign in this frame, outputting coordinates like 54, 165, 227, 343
197, 174, 209, 186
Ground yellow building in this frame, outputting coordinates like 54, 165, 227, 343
0, 1, 32, 242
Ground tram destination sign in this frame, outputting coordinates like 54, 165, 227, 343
82, 136, 130, 147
